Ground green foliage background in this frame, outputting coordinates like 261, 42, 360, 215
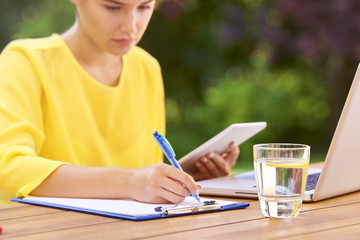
1, 0, 360, 171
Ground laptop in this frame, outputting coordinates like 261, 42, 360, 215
198, 64, 360, 202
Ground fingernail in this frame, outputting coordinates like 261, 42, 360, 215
209, 153, 214, 158
195, 188, 200, 196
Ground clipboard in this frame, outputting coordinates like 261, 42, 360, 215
11, 196, 249, 221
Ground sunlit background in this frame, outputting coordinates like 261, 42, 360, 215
2, 0, 360, 171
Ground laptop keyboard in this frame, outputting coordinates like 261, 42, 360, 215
305, 173, 321, 191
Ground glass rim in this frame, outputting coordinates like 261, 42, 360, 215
253, 143, 310, 150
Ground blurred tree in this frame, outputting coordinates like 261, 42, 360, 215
12, 1, 74, 39
0, 0, 73, 49
261, 0, 360, 141
0, 0, 32, 48
2, 0, 360, 166
143, 0, 360, 161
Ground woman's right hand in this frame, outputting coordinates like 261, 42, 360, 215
31, 163, 200, 205
128, 163, 201, 204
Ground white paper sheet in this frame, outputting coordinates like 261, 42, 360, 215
22, 196, 237, 216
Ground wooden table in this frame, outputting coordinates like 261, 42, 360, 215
1, 165, 360, 239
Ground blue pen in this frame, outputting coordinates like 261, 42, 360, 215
153, 131, 201, 203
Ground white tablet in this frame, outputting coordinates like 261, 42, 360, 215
178, 122, 267, 174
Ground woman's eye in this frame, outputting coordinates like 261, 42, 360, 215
138, 5, 151, 11
105, 5, 120, 11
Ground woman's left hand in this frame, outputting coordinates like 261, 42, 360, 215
192, 142, 240, 181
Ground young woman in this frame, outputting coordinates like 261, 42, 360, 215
0, 0, 239, 204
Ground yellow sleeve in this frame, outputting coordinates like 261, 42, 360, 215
0, 44, 67, 204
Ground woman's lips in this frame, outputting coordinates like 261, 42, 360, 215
113, 38, 134, 46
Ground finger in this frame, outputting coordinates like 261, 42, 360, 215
220, 150, 229, 158
145, 170, 190, 204
200, 155, 221, 177
207, 152, 230, 176
222, 142, 239, 166
158, 187, 187, 204
195, 160, 212, 180
161, 175, 192, 198
166, 166, 201, 197
227, 142, 240, 167
138, 179, 184, 204
143, 195, 173, 204
146, 189, 185, 204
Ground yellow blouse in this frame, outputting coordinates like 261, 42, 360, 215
0, 34, 165, 203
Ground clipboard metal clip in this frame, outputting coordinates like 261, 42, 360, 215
155, 201, 221, 216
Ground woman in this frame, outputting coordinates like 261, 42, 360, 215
0, 0, 239, 204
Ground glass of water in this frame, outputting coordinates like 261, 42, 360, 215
253, 143, 310, 218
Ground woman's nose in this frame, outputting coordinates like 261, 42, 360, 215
120, 10, 136, 34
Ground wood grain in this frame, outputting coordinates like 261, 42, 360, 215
0, 161, 358, 240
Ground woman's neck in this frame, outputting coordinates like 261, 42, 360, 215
61, 22, 122, 87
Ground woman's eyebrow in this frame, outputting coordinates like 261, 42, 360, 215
142, 0, 155, 4
102, 0, 124, 5
102, 0, 154, 5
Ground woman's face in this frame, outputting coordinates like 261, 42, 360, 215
71, 0, 156, 56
